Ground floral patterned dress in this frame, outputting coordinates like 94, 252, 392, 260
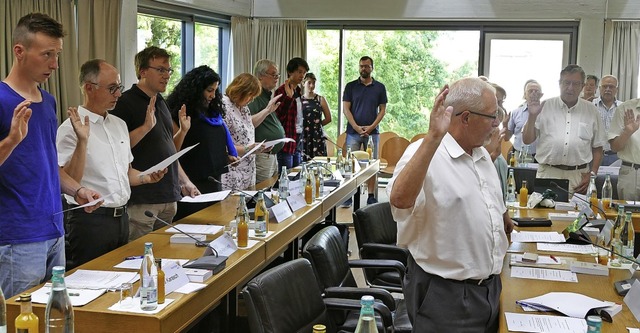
221, 95, 256, 190
301, 94, 327, 159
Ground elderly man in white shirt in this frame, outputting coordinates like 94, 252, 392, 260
593, 75, 623, 166
388, 77, 513, 332
522, 64, 605, 195
505, 80, 542, 159
609, 99, 640, 200
57, 59, 166, 268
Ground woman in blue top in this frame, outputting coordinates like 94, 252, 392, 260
167, 65, 238, 220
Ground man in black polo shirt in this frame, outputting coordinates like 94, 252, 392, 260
249, 59, 285, 183
112, 46, 199, 240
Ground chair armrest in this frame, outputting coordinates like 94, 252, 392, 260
348, 259, 406, 281
324, 297, 393, 330
360, 243, 409, 265
324, 286, 396, 311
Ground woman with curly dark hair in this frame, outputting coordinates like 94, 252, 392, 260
167, 65, 238, 220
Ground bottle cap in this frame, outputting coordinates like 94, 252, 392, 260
18, 293, 32, 302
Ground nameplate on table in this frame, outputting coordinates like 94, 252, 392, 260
287, 194, 307, 212
270, 201, 293, 223
624, 280, 640, 322
332, 170, 344, 181
163, 260, 190, 294
207, 232, 238, 257
288, 180, 302, 193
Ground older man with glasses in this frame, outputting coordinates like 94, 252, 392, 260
522, 64, 605, 195
593, 75, 623, 166
57, 59, 167, 268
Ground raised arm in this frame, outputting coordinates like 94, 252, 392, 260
390, 86, 452, 209
252, 94, 282, 127
521, 91, 543, 145
0, 100, 32, 166
129, 95, 157, 148
172, 104, 190, 150
610, 109, 640, 152
60, 107, 90, 182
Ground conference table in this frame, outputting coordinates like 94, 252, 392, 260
5, 160, 379, 333
499, 205, 639, 332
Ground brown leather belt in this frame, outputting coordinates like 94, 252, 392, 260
547, 163, 588, 171
622, 161, 640, 170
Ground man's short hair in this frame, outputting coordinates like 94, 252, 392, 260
586, 74, 599, 85
134, 46, 171, 79
445, 77, 496, 114
360, 56, 374, 68
79, 59, 106, 89
560, 64, 585, 82
254, 59, 277, 77
490, 83, 506, 99
600, 75, 618, 87
285, 57, 309, 75
12, 13, 65, 47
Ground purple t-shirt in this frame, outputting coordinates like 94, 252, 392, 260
0, 82, 63, 245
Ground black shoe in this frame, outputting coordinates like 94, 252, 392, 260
367, 196, 378, 205
340, 198, 352, 208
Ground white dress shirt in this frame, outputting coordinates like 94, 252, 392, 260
593, 97, 622, 152
387, 134, 508, 281
608, 99, 640, 163
533, 97, 605, 166
57, 106, 133, 207
508, 103, 536, 154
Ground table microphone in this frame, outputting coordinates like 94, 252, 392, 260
144, 210, 219, 256
207, 176, 275, 208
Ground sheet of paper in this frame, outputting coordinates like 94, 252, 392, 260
262, 138, 295, 149
180, 190, 230, 203
31, 285, 106, 306
227, 141, 264, 166
518, 292, 614, 318
511, 231, 566, 243
55, 192, 119, 215
140, 143, 198, 176
165, 224, 224, 235
537, 243, 596, 254
249, 229, 274, 239
504, 312, 587, 333
510, 267, 578, 282
108, 298, 174, 314
174, 282, 207, 294
114, 258, 188, 270
235, 239, 260, 249
65, 270, 139, 290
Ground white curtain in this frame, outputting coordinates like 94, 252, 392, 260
1, 0, 80, 123
603, 21, 640, 101
228, 17, 306, 80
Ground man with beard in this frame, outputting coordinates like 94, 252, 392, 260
342, 56, 387, 207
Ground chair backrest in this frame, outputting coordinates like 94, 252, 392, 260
380, 137, 411, 167
243, 259, 333, 333
352, 202, 398, 249
378, 131, 399, 153
501, 140, 513, 160
410, 133, 426, 143
303, 226, 358, 290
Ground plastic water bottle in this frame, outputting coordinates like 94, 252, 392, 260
354, 295, 378, 333
140, 242, 158, 311
45, 266, 74, 333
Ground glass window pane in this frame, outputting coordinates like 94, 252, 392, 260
136, 14, 182, 94
307, 30, 340, 144
195, 23, 220, 72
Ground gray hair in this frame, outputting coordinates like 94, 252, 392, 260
445, 77, 496, 114
601, 75, 618, 87
254, 59, 277, 77
79, 59, 106, 92
560, 64, 585, 82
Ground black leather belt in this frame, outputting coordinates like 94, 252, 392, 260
548, 163, 588, 171
461, 274, 495, 286
71, 205, 127, 217
622, 161, 640, 169
604, 150, 617, 156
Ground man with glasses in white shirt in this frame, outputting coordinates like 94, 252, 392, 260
57, 59, 166, 267
593, 75, 622, 166
522, 64, 605, 195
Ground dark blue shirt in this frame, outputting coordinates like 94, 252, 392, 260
0, 83, 63, 245
342, 78, 388, 135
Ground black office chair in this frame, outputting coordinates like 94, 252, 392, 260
242, 258, 393, 333
302, 226, 412, 333
352, 202, 408, 292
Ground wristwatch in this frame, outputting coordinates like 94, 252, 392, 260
590, 171, 597, 177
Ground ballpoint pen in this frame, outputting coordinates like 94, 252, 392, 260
549, 255, 559, 263
124, 255, 144, 260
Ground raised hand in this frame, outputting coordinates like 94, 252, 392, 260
428, 85, 453, 140
144, 95, 157, 132
266, 94, 283, 113
8, 100, 32, 145
68, 107, 90, 142
284, 81, 294, 97
623, 109, 640, 134
526, 90, 544, 117
178, 104, 191, 133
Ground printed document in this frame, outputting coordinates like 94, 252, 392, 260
537, 243, 596, 254
504, 312, 587, 333
510, 267, 578, 282
511, 231, 566, 243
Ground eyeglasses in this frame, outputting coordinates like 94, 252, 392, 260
147, 66, 174, 76
560, 80, 583, 88
265, 72, 280, 79
455, 109, 501, 121
89, 82, 124, 95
